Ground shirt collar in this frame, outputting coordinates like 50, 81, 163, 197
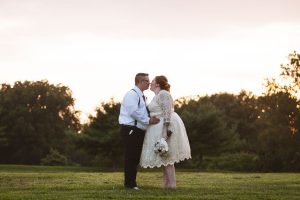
133, 86, 143, 96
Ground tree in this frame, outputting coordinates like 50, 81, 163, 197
78, 99, 122, 168
256, 92, 300, 171
202, 91, 260, 151
260, 51, 300, 171
280, 51, 300, 97
265, 51, 300, 99
184, 92, 261, 153
0, 80, 80, 164
175, 98, 242, 167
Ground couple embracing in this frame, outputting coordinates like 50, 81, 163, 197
119, 73, 191, 190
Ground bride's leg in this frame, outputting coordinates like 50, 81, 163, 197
162, 166, 169, 189
166, 164, 176, 189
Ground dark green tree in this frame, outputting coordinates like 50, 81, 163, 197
256, 92, 300, 171
201, 91, 261, 152
175, 98, 242, 167
0, 80, 80, 164
78, 99, 122, 168
259, 51, 300, 171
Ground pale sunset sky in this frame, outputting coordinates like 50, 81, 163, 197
0, 0, 300, 122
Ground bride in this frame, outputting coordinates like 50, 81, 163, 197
140, 75, 191, 189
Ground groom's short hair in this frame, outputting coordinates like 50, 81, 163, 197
135, 73, 149, 85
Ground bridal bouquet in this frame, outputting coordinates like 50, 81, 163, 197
154, 138, 168, 156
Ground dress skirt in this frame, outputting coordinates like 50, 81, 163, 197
140, 112, 191, 168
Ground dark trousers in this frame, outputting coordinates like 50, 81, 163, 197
121, 125, 145, 188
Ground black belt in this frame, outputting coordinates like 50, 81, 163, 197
121, 124, 145, 132
121, 124, 135, 128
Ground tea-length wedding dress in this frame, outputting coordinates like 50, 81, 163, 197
140, 90, 191, 168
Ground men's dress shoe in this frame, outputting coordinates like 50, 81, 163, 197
125, 185, 139, 190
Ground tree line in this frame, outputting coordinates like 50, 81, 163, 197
0, 52, 299, 171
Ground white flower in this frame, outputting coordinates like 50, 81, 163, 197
154, 138, 168, 156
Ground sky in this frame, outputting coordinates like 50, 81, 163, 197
1, 0, 300, 122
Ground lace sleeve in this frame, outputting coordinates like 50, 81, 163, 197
157, 90, 173, 125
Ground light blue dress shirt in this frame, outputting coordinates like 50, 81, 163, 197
119, 86, 150, 130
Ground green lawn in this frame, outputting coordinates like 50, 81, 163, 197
0, 165, 299, 200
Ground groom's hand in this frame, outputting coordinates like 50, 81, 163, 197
149, 117, 160, 124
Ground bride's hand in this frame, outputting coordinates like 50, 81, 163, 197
149, 117, 160, 124
162, 131, 168, 140
162, 123, 169, 140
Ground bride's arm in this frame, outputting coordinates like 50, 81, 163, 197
157, 91, 172, 139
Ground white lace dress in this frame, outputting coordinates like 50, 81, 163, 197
140, 90, 191, 168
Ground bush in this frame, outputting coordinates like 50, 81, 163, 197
67, 148, 94, 166
202, 152, 259, 171
40, 148, 68, 166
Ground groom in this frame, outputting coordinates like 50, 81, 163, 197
119, 73, 160, 190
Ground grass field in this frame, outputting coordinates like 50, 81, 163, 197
0, 165, 299, 200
